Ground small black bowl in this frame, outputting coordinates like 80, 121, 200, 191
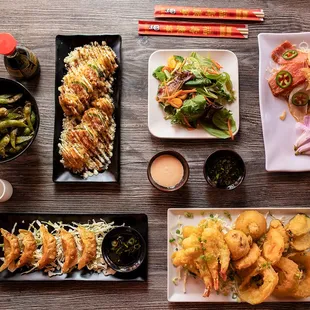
102, 226, 146, 273
203, 149, 246, 190
0, 78, 40, 164
147, 150, 189, 192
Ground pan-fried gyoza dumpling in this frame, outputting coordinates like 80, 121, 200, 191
37, 225, 56, 270
60, 229, 78, 273
15, 229, 36, 269
0, 228, 20, 272
77, 226, 96, 270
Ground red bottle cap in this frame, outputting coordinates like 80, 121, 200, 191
0, 33, 17, 56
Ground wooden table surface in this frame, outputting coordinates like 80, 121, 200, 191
1, 0, 310, 309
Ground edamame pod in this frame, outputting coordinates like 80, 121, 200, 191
16, 136, 33, 145
23, 102, 33, 132
0, 120, 27, 130
0, 93, 23, 104
10, 129, 18, 149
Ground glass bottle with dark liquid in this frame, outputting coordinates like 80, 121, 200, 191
0, 33, 40, 80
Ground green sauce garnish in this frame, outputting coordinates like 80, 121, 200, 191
109, 234, 141, 266
207, 155, 243, 188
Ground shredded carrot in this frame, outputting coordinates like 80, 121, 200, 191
212, 60, 222, 70
227, 119, 234, 140
178, 94, 188, 100
183, 116, 194, 130
161, 90, 182, 100
179, 89, 197, 94
160, 89, 196, 100
208, 69, 219, 75
168, 98, 183, 108
162, 66, 172, 72
205, 97, 213, 105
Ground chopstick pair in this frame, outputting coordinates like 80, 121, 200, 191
138, 21, 248, 39
138, 5, 264, 39
154, 5, 264, 22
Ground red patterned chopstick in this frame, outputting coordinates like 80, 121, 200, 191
154, 5, 264, 22
138, 20, 248, 39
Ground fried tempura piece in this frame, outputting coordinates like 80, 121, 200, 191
285, 214, 310, 237
291, 232, 310, 251
201, 227, 230, 290
224, 230, 250, 261
262, 228, 285, 265
235, 211, 267, 240
238, 257, 279, 305
78, 227, 96, 270
37, 225, 56, 270
0, 229, 20, 272
289, 253, 310, 299
269, 219, 290, 251
60, 229, 78, 273
15, 230, 36, 269
273, 257, 301, 298
172, 229, 213, 297
233, 243, 261, 270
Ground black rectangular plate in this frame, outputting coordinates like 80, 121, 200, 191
53, 34, 121, 183
0, 213, 147, 281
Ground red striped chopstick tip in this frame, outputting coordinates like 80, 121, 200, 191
138, 20, 248, 39
154, 5, 264, 22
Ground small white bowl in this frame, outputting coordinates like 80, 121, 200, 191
0, 179, 13, 202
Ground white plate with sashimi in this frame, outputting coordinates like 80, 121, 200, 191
258, 32, 310, 171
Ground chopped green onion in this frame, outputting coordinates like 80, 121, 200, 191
169, 238, 176, 243
184, 212, 194, 219
223, 211, 232, 221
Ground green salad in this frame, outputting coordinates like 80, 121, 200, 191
153, 52, 237, 139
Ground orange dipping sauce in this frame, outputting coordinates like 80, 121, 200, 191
150, 154, 184, 188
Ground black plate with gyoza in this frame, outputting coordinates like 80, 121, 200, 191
0, 213, 147, 281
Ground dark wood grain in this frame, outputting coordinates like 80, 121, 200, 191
0, 0, 310, 309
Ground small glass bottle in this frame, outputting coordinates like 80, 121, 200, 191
0, 33, 40, 80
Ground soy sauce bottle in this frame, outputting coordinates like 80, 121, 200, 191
0, 33, 40, 80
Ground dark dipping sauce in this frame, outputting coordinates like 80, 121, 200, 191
108, 233, 141, 266
102, 226, 146, 273
204, 150, 245, 190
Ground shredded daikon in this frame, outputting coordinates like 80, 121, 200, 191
1, 219, 120, 277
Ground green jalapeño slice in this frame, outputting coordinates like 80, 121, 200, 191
276, 70, 292, 89
282, 49, 298, 60
292, 92, 309, 106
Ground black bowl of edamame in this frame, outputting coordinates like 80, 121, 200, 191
0, 78, 40, 163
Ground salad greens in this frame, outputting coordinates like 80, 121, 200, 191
153, 52, 237, 139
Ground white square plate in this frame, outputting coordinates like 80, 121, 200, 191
148, 49, 239, 139
167, 207, 310, 303
258, 32, 310, 171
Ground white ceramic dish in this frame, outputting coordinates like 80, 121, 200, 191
148, 49, 239, 139
167, 207, 310, 303
258, 32, 310, 171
